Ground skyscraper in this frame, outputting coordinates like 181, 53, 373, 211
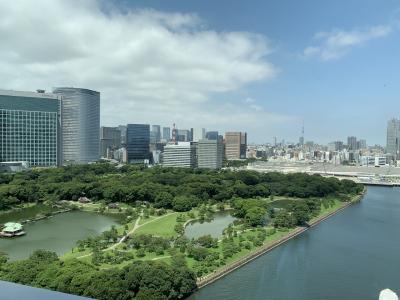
0, 89, 62, 167
347, 136, 357, 151
225, 132, 247, 160
152, 125, 161, 142
162, 127, 171, 141
177, 129, 190, 142
53, 87, 100, 164
205, 131, 218, 141
118, 125, 127, 145
387, 118, 400, 160
197, 139, 223, 169
126, 124, 150, 163
100, 127, 121, 158
191, 128, 206, 142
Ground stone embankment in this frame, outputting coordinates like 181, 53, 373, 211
197, 190, 366, 289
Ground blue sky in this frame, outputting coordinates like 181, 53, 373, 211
1, 0, 399, 144
122, 0, 400, 145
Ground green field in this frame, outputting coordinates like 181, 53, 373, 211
135, 213, 179, 237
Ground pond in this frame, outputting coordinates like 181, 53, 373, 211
0, 211, 120, 261
0, 204, 58, 224
184, 211, 236, 239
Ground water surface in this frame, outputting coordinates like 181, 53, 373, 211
185, 211, 236, 239
0, 211, 119, 260
189, 187, 400, 300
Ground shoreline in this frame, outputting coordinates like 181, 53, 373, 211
196, 190, 366, 289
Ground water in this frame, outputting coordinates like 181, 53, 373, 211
185, 211, 236, 239
0, 204, 57, 224
0, 211, 119, 260
188, 186, 400, 300
0, 280, 91, 300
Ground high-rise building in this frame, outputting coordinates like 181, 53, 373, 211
152, 125, 161, 142
197, 139, 223, 169
126, 124, 150, 163
347, 136, 357, 151
100, 127, 121, 158
387, 118, 400, 160
357, 139, 367, 150
328, 141, 344, 152
205, 131, 218, 141
0, 89, 62, 167
177, 129, 190, 142
162, 142, 196, 168
225, 132, 247, 160
53, 87, 100, 164
162, 127, 171, 141
118, 125, 127, 145
191, 128, 206, 142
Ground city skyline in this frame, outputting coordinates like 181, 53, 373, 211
1, 0, 400, 144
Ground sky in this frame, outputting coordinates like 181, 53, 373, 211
0, 0, 399, 145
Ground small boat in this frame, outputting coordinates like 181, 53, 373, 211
0, 222, 26, 238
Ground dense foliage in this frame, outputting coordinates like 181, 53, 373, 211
0, 250, 196, 300
0, 163, 363, 210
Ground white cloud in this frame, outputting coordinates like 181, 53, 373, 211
303, 25, 392, 61
0, 0, 292, 140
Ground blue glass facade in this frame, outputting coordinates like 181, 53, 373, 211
126, 124, 150, 163
0, 90, 61, 167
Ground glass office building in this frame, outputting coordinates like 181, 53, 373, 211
53, 87, 100, 164
0, 90, 61, 167
126, 124, 150, 163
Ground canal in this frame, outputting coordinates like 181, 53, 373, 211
188, 186, 400, 300
0, 211, 120, 261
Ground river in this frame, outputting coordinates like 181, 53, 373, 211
188, 186, 400, 300
0, 211, 119, 261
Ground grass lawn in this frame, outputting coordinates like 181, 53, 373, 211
135, 213, 179, 237
310, 200, 345, 222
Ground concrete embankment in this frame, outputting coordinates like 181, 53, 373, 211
196, 191, 366, 289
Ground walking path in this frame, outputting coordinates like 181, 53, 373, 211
76, 212, 177, 259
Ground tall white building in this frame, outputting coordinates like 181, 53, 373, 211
162, 142, 196, 168
197, 139, 223, 169
192, 128, 206, 142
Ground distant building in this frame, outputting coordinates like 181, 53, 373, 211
177, 129, 191, 142
360, 156, 387, 167
191, 128, 206, 142
225, 132, 247, 160
152, 125, 161, 142
163, 142, 196, 168
100, 127, 121, 158
357, 139, 367, 149
126, 124, 150, 164
347, 136, 357, 151
328, 141, 343, 152
0, 89, 62, 167
205, 131, 218, 141
386, 118, 400, 160
197, 139, 223, 169
162, 127, 171, 141
53, 87, 100, 164
118, 125, 127, 145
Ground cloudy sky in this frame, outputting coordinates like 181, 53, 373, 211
1, 0, 399, 144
